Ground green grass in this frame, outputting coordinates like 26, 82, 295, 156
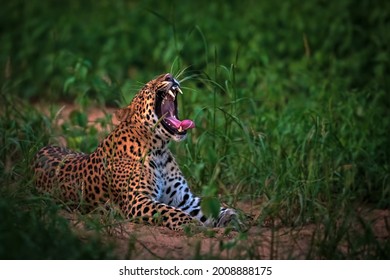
1, 0, 389, 259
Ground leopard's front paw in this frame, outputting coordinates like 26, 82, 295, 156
217, 208, 249, 231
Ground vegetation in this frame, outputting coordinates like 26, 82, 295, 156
1, 0, 389, 259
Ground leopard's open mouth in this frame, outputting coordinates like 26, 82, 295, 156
155, 75, 195, 135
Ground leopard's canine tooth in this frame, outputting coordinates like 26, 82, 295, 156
168, 90, 175, 99
171, 85, 182, 95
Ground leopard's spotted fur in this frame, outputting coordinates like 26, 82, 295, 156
33, 73, 238, 230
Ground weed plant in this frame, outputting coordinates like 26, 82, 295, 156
0, 0, 389, 259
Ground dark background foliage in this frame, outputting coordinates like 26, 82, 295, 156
0, 0, 389, 259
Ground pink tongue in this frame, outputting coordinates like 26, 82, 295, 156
166, 117, 195, 131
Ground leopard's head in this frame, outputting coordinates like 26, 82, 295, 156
118, 73, 195, 142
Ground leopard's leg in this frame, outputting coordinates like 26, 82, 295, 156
161, 183, 238, 228
124, 193, 200, 230
160, 154, 238, 228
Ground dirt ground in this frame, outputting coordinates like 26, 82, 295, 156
69, 202, 388, 259
42, 104, 389, 259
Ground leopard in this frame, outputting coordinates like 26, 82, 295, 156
33, 73, 241, 231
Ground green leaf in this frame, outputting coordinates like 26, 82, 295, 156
200, 196, 220, 219
201, 184, 218, 197
63, 76, 76, 93
69, 110, 87, 127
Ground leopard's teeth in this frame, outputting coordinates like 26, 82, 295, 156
168, 90, 175, 100
177, 87, 183, 94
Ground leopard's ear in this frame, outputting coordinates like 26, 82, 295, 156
114, 107, 132, 122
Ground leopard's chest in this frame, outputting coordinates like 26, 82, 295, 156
146, 151, 171, 201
